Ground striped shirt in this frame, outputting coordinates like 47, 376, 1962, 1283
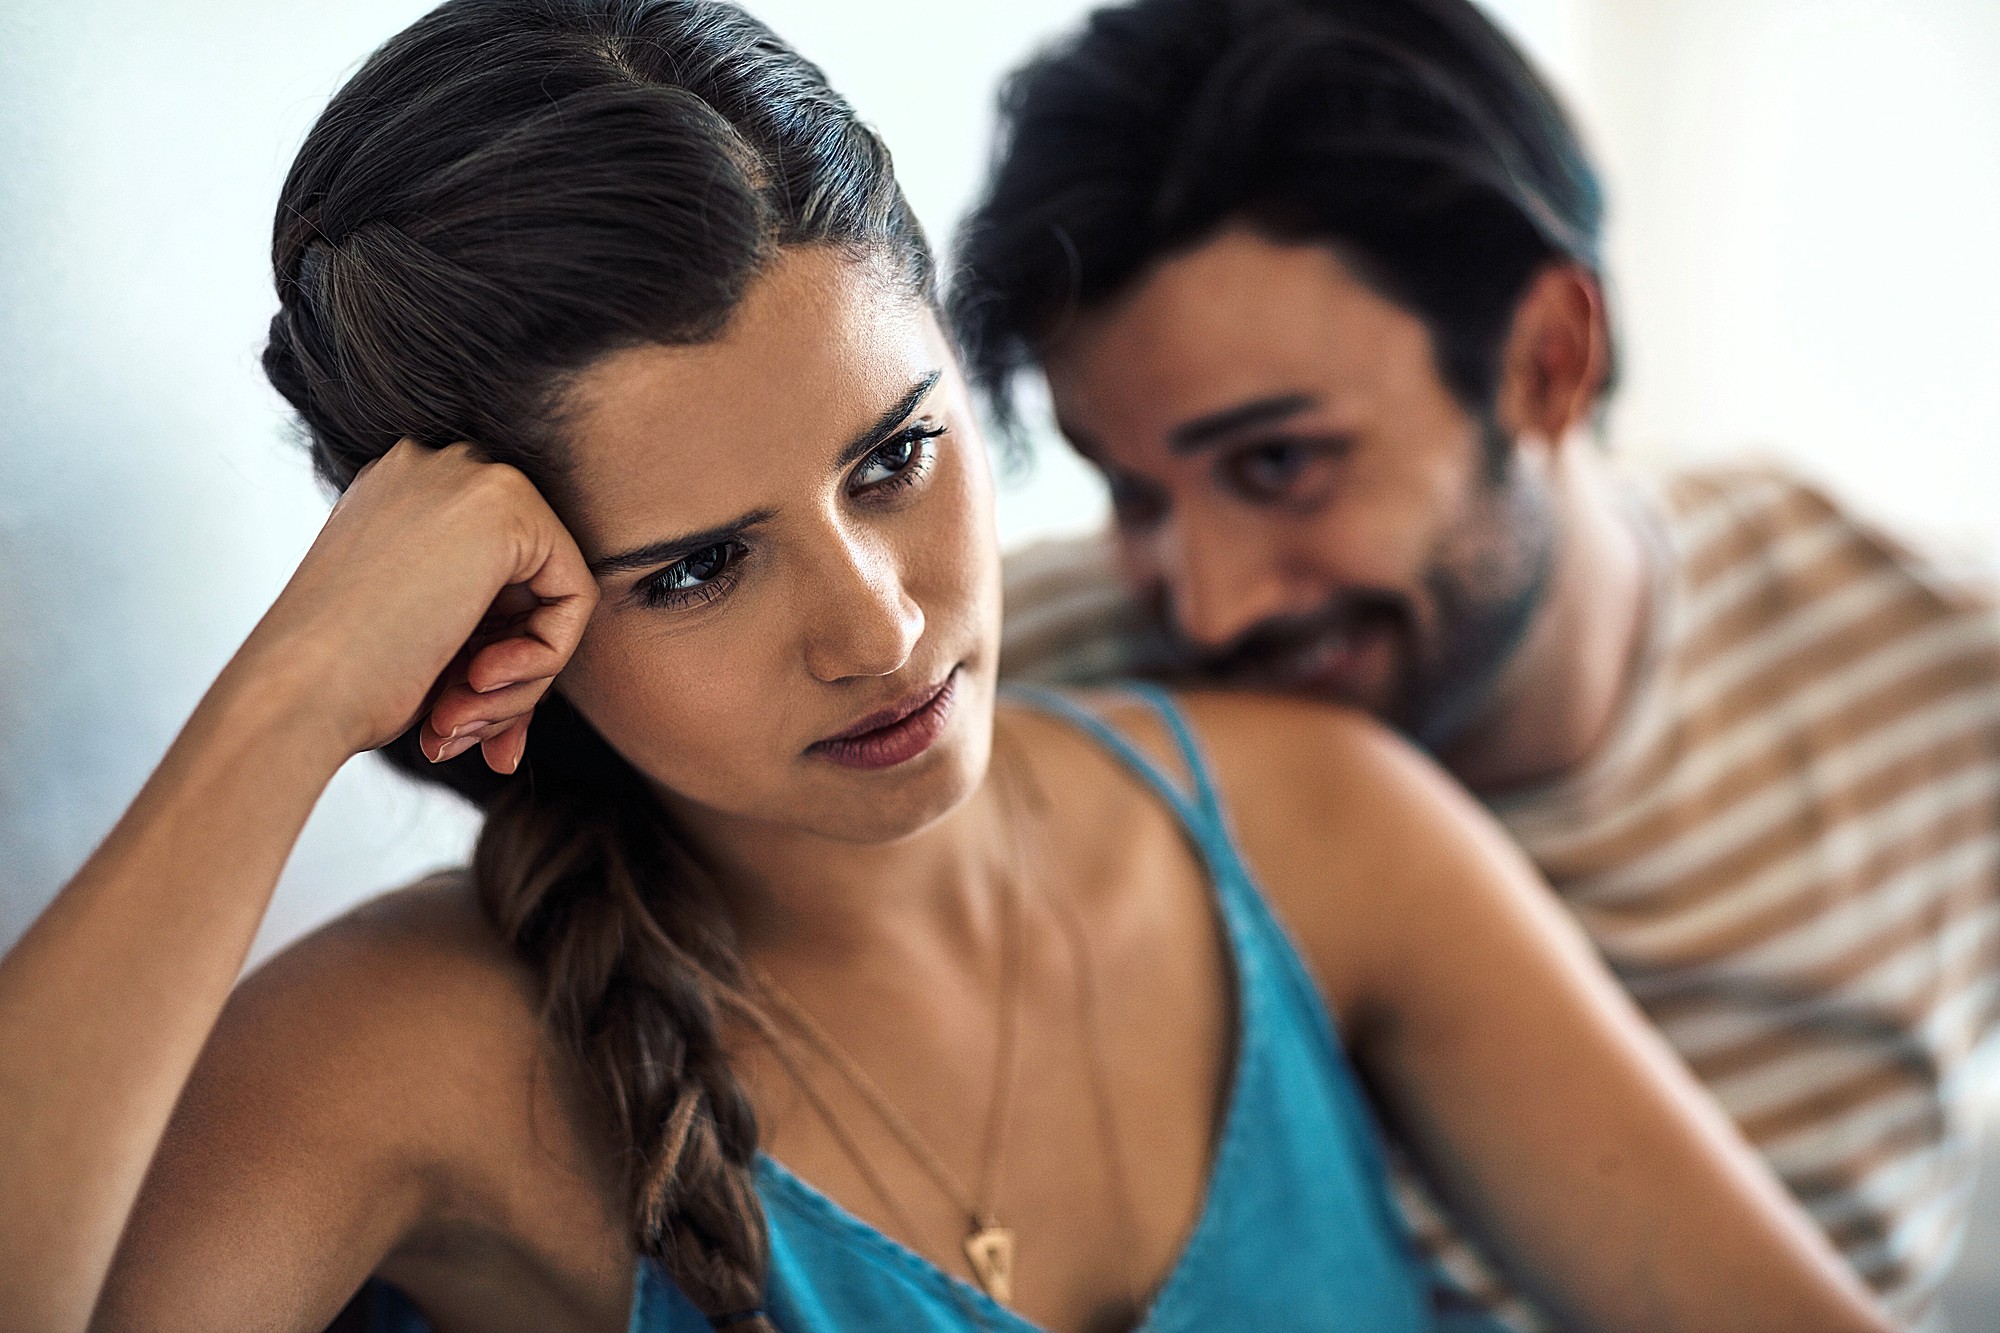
999, 464, 2000, 1329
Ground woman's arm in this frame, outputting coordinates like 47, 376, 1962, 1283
1192, 693, 1894, 1333
0, 443, 596, 1330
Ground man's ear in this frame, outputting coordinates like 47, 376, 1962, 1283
1494, 263, 1609, 450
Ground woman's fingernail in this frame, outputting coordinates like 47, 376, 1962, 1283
436, 732, 480, 763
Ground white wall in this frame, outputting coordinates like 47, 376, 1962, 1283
1566, 0, 2000, 562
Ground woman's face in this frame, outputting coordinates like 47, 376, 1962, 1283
554, 247, 1001, 847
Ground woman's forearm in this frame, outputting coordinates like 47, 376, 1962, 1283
0, 644, 349, 1331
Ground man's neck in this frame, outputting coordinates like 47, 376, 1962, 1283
1439, 442, 1652, 796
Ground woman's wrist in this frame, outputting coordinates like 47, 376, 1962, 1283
202, 634, 366, 789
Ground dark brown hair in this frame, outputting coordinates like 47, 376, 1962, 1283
261, 1, 933, 1324
952, 0, 1610, 443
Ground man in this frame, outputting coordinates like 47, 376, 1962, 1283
953, 0, 2000, 1326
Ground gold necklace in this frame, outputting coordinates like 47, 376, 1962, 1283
748, 789, 1026, 1305
747, 732, 1147, 1318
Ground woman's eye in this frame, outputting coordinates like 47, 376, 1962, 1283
852, 424, 943, 491
639, 540, 743, 609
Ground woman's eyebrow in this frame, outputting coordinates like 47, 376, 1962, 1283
588, 508, 777, 578
587, 371, 943, 580
832, 370, 944, 468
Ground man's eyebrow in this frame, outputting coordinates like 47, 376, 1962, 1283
1168, 392, 1317, 454
585, 372, 944, 579
832, 369, 945, 468
588, 508, 777, 578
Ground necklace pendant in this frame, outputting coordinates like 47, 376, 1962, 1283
964, 1221, 1017, 1305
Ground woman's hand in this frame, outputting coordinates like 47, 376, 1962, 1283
241, 440, 598, 774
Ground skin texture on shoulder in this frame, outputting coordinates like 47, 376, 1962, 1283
1148, 690, 1889, 1331
95, 876, 632, 1333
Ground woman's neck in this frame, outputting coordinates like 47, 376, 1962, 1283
659, 739, 1022, 972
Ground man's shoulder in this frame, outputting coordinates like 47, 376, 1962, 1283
1653, 460, 2000, 629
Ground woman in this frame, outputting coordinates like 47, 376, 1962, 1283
0, 3, 1894, 1331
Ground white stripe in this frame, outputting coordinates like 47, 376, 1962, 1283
1564, 689, 2000, 909
1514, 615, 2000, 860
1607, 814, 2000, 983
1678, 513, 1856, 635
1669, 473, 1796, 560
1697, 923, 1997, 1125
1844, 1169, 1973, 1306
1758, 1086, 1943, 1179
1665, 566, 1912, 720
1651, 902, 2000, 1071
1803, 1137, 1964, 1232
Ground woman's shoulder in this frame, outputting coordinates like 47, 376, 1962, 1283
226, 871, 546, 1087
1164, 690, 1511, 1015
103, 873, 628, 1330
192, 873, 617, 1231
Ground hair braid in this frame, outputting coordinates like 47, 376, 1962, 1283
467, 694, 775, 1328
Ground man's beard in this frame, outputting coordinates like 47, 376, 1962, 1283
1174, 437, 1558, 754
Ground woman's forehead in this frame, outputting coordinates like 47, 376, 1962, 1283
559, 248, 939, 551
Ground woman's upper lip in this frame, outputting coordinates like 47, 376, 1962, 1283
811, 671, 955, 747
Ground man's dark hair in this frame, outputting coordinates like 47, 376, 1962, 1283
951, 0, 1609, 433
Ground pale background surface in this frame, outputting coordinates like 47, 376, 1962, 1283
1, 0, 1996, 1319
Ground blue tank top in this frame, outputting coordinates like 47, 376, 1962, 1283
368, 685, 1498, 1332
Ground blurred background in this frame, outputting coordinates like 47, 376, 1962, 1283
2, 0, 1996, 1321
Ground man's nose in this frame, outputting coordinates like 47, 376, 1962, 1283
801, 523, 924, 682
1163, 509, 1301, 651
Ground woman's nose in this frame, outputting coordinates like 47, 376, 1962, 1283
801, 525, 924, 682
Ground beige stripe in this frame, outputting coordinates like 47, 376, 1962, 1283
1519, 616, 2000, 865
1759, 1085, 1949, 1180
1670, 472, 1814, 584
1677, 513, 1859, 635
1610, 815, 2000, 1001
1560, 688, 2000, 910
1507, 598, 1997, 862
1655, 904, 2000, 1085
1515, 596, 1997, 864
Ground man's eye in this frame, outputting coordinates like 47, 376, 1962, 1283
1223, 438, 1343, 502
853, 425, 944, 491
639, 540, 743, 609
1234, 443, 1307, 491
1107, 474, 1169, 532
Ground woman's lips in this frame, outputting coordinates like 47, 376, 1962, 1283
807, 668, 961, 770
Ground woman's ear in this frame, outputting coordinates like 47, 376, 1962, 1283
1494, 263, 1609, 451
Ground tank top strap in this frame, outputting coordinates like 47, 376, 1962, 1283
1002, 682, 1224, 836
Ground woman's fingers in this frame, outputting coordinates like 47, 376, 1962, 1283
480, 716, 530, 775
422, 677, 550, 759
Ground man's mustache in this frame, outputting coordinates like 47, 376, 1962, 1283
1183, 591, 1415, 685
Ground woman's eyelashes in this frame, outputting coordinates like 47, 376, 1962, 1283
850, 421, 945, 494
631, 423, 946, 613
637, 539, 746, 610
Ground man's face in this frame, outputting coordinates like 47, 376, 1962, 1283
1041, 226, 1555, 751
